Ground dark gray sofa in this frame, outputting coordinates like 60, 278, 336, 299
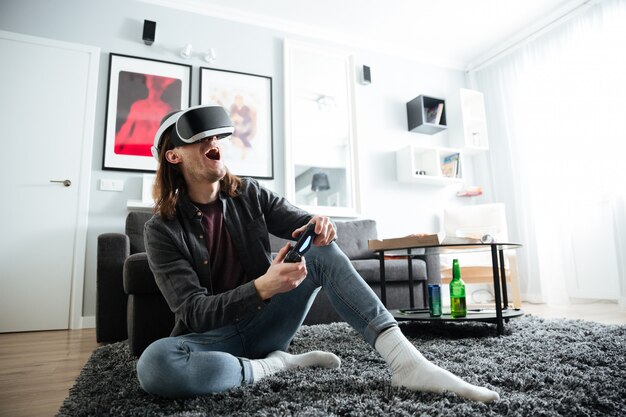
96, 211, 440, 356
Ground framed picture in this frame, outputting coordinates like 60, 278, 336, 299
103, 53, 191, 172
200, 67, 274, 179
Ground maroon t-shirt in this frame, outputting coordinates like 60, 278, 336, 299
196, 200, 246, 294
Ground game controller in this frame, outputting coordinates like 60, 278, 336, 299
284, 223, 317, 263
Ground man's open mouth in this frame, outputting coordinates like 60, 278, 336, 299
205, 148, 221, 161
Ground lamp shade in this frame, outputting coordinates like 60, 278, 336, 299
311, 172, 330, 192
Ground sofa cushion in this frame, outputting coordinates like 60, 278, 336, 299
126, 211, 152, 254
269, 233, 292, 253
335, 219, 377, 260
352, 258, 426, 284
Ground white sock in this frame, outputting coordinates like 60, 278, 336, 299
250, 350, 341, 381
374, 326, 500, 403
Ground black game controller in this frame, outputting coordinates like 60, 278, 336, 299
284, 223, 317, 263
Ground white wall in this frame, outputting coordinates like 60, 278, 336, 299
353, 55, 470, 236
0, 0, 478, 318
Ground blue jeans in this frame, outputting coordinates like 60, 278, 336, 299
137, 242, 396, 398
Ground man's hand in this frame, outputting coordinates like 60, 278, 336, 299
292, 215, 336, 246
254, 243, 307, 300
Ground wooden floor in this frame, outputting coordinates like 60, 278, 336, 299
522, 300, 626, 325
0, 302, 625, 417
0, 328, 98, 417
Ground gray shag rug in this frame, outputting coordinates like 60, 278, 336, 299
58, 316, 626, 416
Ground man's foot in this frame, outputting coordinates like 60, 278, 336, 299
390, 350, 500, 403
250, 350, 340, 381
268, 350, 341, 370
375, 326, 499, 403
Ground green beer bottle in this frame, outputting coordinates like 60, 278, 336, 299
450, 259, 467, 318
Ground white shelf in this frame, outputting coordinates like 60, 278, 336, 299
457, 88, 489, 152
127, 174, 155, 211
127, 200, 153, 211
396, 145, 464, 185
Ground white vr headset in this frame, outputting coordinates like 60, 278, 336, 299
151, 105, 235, 160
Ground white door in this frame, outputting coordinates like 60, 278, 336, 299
0, 31, 99, 332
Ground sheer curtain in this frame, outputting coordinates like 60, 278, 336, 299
471, 0, 626, 305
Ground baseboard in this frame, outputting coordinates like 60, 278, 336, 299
522, 293, 547, 304
80, 315, 96, 329
619, 297, 626, 309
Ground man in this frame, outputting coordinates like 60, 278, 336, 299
137, 105, 499, 403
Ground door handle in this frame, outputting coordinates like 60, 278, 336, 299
50, 179, 72, 187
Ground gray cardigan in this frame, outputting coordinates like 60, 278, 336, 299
144, 178, 312, 337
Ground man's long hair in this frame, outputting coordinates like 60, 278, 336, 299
152, 128, 242, 220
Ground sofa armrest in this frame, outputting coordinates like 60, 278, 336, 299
123, 252, 174, 357
98, 232, 130, 266
96, 233, 130, 343
123, 252, 160, 295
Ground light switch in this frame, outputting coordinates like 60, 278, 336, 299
100, 179, 124, 191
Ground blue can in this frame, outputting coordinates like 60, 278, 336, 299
428, 284, 442, 317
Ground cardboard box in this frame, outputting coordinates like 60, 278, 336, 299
367, 233, 445, 251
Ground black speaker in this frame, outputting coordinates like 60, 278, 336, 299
362, 65, 371, 85
142, 20, 156, 45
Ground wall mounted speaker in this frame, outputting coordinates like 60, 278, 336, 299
362, 65, 372, 85
142, 20, 156, 45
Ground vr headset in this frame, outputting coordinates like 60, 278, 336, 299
151, 105, 234, 160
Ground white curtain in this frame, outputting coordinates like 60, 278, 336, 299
471, 0, 626, 305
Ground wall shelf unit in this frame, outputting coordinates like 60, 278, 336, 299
406, 95, 447, 134
396, 145, 464, 185
457, 88, 489, 152
127, 174, 155, 211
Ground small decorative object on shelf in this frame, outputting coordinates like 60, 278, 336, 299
440, 152, 461, 178
406, 95, 447, 134
425, 102, 444, 124
457, 186, 483, 197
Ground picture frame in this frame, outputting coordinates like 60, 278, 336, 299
103, 53, 191, 172
200, 67, 274, 179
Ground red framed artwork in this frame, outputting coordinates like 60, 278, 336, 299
103, 53, 191, 172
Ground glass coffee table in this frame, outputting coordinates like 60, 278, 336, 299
370, 239, 524, 335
